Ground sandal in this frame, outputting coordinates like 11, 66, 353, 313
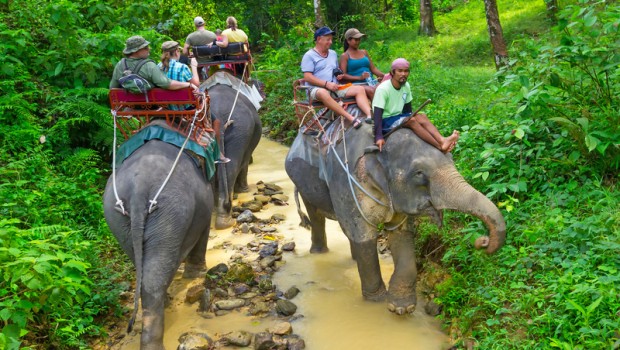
352, 117, 362, 129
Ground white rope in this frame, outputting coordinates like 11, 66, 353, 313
324, 117, 388, 207
148, 92, 207, 213
111, 108, 128, 215
340, 118, 382, 227
223, 63, 248, 129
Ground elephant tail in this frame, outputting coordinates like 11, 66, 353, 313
294, 187, 311, 229
127, 205, 147, 333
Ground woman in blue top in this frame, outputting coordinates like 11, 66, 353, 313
339, 28, 385, 100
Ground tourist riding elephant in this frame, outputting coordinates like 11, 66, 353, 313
103, 134, 215, 350
204, 74, 262, 229
285, 121, 506, 315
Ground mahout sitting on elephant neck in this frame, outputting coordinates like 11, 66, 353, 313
286, 120, 506, 315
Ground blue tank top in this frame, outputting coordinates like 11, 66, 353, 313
346, 55, 371, 82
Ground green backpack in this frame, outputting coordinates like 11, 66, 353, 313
118, 58, 155, 99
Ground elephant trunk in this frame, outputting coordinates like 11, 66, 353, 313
430, 164, 506, 254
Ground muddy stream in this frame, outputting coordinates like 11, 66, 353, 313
109, 137, 449, 350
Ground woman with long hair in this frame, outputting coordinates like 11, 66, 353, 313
339, 28, 384, 100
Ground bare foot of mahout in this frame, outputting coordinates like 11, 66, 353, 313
441, 130, 460, 153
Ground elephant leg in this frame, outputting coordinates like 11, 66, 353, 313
215, 164, 235, 229
386, 228, 417, 315
183, 227, 210, 279
140, 256, 178, 350
351, 239, 387, 301
301, 197, 328, 253
234, 164, 250, 193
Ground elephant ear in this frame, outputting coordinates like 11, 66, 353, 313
356, 153, 394, 218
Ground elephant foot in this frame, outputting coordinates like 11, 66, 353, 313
183, 263, 206, 279
362, 284, 387, 302
215, 215, 235, 230
309, 245, 329, 254
234, 184, 250, 193
387, 294, 417, 315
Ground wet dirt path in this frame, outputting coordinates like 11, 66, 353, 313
110, 137, 449, 350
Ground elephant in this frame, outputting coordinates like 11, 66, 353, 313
204, 74, 262, 229
285, 120, 506, 315
103, 133, 215, 350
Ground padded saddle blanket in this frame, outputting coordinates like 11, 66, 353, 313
116, 120, 219, 181
202, 71, 263, 110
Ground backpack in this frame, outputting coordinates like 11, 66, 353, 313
118, 58, 155, 99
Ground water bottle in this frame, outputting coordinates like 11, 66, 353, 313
366, 76, 376, 87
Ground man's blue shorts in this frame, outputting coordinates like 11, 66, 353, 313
382, 113, 412, 135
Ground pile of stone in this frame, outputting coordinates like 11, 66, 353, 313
178, 180, 305, 349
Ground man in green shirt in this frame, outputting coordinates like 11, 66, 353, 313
110, 35, 198, 91
371, 58, 459, 152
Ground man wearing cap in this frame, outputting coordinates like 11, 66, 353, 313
110, 35, 198, 91
183, 16, 228, 59
301, 26, 373, 129
372, 58, 459, 152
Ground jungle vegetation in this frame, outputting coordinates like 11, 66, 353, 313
0, 0, 618, 348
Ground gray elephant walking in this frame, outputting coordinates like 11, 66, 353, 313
285, 121, 505, 314
204, 73, 262, 229
103, 136, 215, 350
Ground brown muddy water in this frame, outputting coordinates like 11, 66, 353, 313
109, 137, 449, 350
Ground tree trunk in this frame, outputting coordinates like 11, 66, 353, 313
544, 0, 558, 24
419, 0, 438, 36
483, 0, 509, 70
314, 0, 324, 28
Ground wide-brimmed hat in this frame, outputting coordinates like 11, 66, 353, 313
345, 28, 365, 40
123, 35, 150, 55
161, 40, 180, 52
314, 26, 335, 40
194, 16, 205, 26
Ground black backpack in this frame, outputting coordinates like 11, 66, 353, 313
118, 58, 155, 100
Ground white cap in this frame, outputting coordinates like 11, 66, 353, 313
194, 16, 205, 26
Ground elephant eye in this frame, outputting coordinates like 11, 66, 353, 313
413, 170, 424, 177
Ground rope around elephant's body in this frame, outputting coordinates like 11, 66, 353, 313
148, 91, 208, 213
301, 110, 399, 228
109, 92, 209, 215
339, 126, 407, 231
111, 107, 128, 215
223, 63, 248, 129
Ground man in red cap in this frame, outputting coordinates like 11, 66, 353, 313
372, 58, 459, 152
300, 26, 373, 129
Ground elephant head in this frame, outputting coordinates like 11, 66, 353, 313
358, 130, 506, 253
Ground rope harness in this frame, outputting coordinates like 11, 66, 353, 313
306, 108, 406, 231
216, 63, 248, 202
111, 91, 209, 215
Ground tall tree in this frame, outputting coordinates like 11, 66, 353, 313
314, 0, 324, 28
483, 0, 508, 70
544, 0, 559, 24
419, 0, 438, 36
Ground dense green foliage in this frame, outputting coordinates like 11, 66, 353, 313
0, 0, 617, 348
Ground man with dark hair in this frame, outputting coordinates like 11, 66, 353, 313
372, 58, 459, 152
110, 35, 197, 91
300, 26, 373, 129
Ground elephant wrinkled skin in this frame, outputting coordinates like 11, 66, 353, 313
103, 139, 213, 350
285, 123, 506, 315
